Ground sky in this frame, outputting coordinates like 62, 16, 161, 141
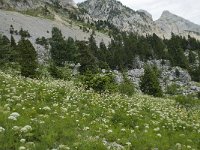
74, 0, 200, 25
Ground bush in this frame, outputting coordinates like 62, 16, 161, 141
166, 84, 179, 95
197, 92, 200, 99
81, 72, 117, 93
175, 95, 200, 109
48, 64, 73, 80
19, 28, 30, 38
140, 66, 163, 97
36, 37, 48, 49
118, 79, 135, 96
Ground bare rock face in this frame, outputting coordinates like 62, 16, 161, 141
156, 10, 200, 39
0, 0, 77, 10
59, 0, 78, 9
79, 0, 200, 39
78, 0, 162, 36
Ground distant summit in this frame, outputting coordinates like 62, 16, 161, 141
156, 10, 200, 39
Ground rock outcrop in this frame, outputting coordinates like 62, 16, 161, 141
0, 0, 78, 10
79, 0, 200, 39
78, 0, 162, 36
156, 10, 200, 40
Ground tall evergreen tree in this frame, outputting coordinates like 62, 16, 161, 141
140, 66, 163, 97
66, 37, 77, 62
76, 41, 98, 74
17, 38, 38, 78
88, 31, 98, 56
50, 27, 67, 66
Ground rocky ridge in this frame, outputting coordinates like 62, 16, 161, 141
79, 0, 200, 39
156, 11, 200, 39
78, 0, 162, 36
0, 0, 78, 10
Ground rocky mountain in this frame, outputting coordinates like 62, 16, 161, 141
79, 0, 200, 39
0, 0, 78, 10
155, 11, 200, 39
78, 0, 162, 36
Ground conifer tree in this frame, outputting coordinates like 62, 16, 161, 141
140, 66, 163, 97
17, 38, 38, 78
50, 27, 67, 66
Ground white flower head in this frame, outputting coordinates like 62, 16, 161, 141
10, 112, 20, 118
0, 126, 5, 133
43, 106, 51, 111
107, 129, 113, 133
21, 125, 32, 133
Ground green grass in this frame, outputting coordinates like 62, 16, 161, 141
0, 71, 200, 149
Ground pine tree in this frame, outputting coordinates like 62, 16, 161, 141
140, 66, 163, 97
76, 41, 98, 74
66, 37, 77, 62
88, 31, 98, 56
17, 38, 38, 78
50, 27, 67, 66
10, 35, 16, 48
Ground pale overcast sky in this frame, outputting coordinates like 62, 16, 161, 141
74, 0, 200, 25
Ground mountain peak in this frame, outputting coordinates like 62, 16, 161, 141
160, 10, 177, 19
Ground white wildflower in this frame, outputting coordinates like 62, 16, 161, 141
83, 127, 90, 131
58, 144, 70, 150
0, 126, 5, 133
18, 146, 26, 150
21, 125, 32, 133
8, 116, 17, 121
8, 112, 20, 121
12, 126, 20, 131
121, 128, 126, 132
20, 139, 26, 143
187, 145, 192, 149
10, 112, 20, 118
175, 143, 182, 150
157, 133, 162, 137
154, 127, 160, 132
126, 142, 132, 146
43, 106, 51, 111
107, 129, 113, 133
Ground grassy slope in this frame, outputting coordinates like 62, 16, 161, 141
0, 71, 200, 150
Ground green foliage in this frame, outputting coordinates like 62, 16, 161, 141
81, 72, 117, 93
140, 66, 163, 97
48, 64, 73, 80
50, 27, 67, 66
17, 38, 38, 78
76, 41, 99, 74
175, 95, 200, 108
188, 50, 196, 64
36, 36, 48, 48
19, 28, 30, 38
0, 71, 200, 149
118, 75, 135, 96
197, 92, 200, 99
166, 84, 179, 95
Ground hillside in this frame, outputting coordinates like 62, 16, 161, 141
0, 9, 111, 62
0, 71, 200, 149
156, 10, 200, 39
79, 0, 200, 39
78, 0, 162, 36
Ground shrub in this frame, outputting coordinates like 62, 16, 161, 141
166, 84, 179, 95
36, 37, 48, 49
175, 95, 200, 109
197, 92, 200, 99
19, 28, 30, 38
140, 66, 163, 97
17, 38, 38, 78
118, 79, 135, 96
81, 72, 117, 93
48, 64, 73, 80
